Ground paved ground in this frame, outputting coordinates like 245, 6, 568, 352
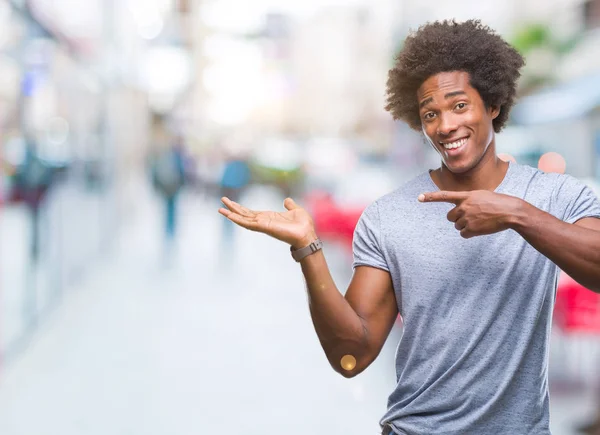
0, 185, 597, 435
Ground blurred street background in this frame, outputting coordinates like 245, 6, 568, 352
1, 0, 600, 434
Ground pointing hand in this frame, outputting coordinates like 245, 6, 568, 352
418, 190, 523, 239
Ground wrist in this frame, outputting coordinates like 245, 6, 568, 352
291, 231, 318, 250
505, 197, 530, 231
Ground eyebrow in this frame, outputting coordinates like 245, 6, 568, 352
419, 91, 467, 109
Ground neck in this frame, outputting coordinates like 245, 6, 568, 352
432, 143, 509, 192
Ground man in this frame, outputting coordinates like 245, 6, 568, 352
219, 151, 251, 243
151, 137, 187, 246
218, 20, 600, 434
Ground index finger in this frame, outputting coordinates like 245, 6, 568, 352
418, 191, 469, 204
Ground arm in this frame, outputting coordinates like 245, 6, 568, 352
509, 205, 600, 293
218, 197, 398, 378
419, 189, 600, 293
300, 251, 398, 378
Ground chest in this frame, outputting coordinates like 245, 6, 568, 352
380, 203, 552, 314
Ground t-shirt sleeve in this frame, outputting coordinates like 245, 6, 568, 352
552, 174, 600, 224
352, 201, 389, 271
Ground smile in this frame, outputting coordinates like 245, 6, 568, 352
440, 137, 468, 150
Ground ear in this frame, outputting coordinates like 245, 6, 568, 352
490, 105, 500, 120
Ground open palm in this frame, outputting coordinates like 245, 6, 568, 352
218, 197, 316, 248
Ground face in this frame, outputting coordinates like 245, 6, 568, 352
417, 71, 500, 174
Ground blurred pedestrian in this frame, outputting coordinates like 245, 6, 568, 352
219, 151, 251, 203
13, 139, 54, 262
218, 19, 600, 435
219, 151, 250, 243
151, 136, 187, 250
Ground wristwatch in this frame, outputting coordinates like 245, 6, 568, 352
290, 238, 323, 262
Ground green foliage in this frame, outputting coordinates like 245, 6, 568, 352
510, 22, 582, 56
510, 22, 584, 93
511, 23, 552, 54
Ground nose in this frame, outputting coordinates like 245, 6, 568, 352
436, 112, 459, 137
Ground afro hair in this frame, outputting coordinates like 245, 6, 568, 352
385, 19, 525, 133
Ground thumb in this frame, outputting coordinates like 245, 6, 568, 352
283, 197, 299, 211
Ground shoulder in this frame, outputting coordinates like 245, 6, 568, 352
506, 164, 600, 219
510, 162, 589, 192
509, 162, 550, 182
505, 162, 564, 194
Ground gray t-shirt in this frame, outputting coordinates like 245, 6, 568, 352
352, 162, 600, 435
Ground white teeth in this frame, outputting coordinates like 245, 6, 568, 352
442, 138, 467, 150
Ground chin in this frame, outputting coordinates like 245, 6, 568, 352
443, 161, 473, 174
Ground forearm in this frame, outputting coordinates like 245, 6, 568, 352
299, 250, 368, 376
510, 201, 600, 292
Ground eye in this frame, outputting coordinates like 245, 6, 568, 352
455, 102, 467, 110
423, 112, 436, 120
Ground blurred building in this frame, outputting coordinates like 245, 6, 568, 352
179, 0, 403, 155
504, 0, 600, 179
0, 0, 189, 361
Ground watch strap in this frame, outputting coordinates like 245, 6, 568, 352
290, 238, 323, 262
